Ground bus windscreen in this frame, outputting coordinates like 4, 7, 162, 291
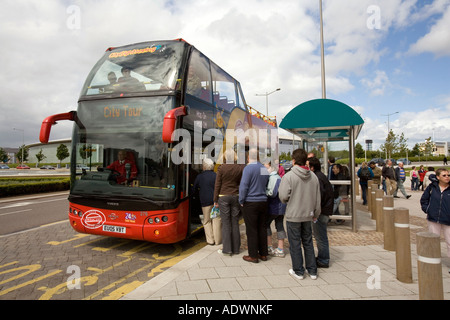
71, 96, 177, 203
80, 41, 187, 96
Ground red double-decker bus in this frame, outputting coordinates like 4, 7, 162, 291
40, 39, 277, 243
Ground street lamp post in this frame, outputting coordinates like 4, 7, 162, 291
381, 111, 399, 159
255, 88, 280, 116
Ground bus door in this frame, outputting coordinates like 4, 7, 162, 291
183, 48, 216, 234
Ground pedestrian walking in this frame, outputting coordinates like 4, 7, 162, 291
214, 149, 245, 256
369, 161, 382, 189
394, 161, 411, 199
193, 158, 221, 245
357, 162, 374, 205
382, 160, 397, 196
279, 149, 321, 280
239, 148, 269, 263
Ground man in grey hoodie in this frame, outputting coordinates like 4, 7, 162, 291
279, 149, 321, 280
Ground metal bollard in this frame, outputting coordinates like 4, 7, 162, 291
417, 232, 444, 300
394, 207, 413, 283
383, 195, 395, 251
355, 176, 360, 196
375, 189, 384, 233
367, 180, 373, 214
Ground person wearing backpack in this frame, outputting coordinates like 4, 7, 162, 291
357, 161, 374, 205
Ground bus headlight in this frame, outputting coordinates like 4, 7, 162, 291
148, 216, 168, 224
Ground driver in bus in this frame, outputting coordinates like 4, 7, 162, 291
107, 150, 137, 185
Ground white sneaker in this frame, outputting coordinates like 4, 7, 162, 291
309, 274, 318, 280
218, 249, 231, 256
289, 269, 304, 280
273, 248, 285, 258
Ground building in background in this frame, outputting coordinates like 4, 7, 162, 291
434, 141, 449, 157
278, 134, 301, 155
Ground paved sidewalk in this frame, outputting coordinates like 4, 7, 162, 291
122, 189, 450, 300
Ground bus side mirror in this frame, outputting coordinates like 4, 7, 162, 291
40, 111, 76, 143
162, 106, 187, 143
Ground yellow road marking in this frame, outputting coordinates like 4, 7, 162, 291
47, 233, 90, 246
0, 270, 62, 297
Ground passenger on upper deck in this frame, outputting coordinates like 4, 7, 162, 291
118, 67, 145, 92
100, 72, 118, 93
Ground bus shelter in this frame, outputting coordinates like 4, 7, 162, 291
280, 98, 364, 232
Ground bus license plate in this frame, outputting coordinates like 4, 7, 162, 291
103, 225, 126, 234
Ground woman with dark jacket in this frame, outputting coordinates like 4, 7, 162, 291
420, 168, 450, 260
193, 158, 220, 245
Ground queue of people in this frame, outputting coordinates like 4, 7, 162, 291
193, 148, 334, 281
194, 149, 450, 279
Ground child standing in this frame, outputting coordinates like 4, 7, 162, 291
410, 166, 419, 191
264, 161, 287, 257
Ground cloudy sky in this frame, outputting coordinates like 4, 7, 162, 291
1, 0, 449, 151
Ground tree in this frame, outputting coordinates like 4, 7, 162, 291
35, 149, 46, 165
419, 137, 434, 161
355, 142, 364, 158
397, 133, 409, 157
56, 144, 70, 165
16, 145, 29, 163
411, 143, 421, 157
380, 129, 398, 159
79, 144, 93, 162
0, 148, 8, 163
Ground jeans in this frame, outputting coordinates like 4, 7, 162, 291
266, 214, 286, 239
287, 221, 317, 276
218, 195, 241, 254
312, 215, 330, 265
411, 177, 418, 191
360, 183, 368, 205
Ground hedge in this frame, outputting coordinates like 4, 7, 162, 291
0, 177, 70, 197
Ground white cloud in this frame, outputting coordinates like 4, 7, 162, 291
360, 70, 390, 96
409, 5, 450, 57
358, 101, 450, 149
0, 0, 449, 152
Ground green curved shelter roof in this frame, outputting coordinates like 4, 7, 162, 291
279, 99, 364, 141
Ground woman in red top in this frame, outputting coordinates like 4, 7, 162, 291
418, 165, 427, 191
